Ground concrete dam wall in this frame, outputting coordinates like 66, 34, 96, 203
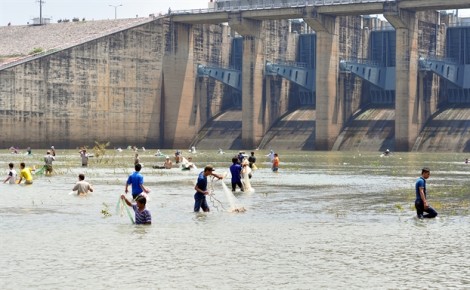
0, 18, 231, 148
0, 16, 298, 149
0, 19, 166, 148
0, 11, 469, 152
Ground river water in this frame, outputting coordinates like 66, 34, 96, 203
1, 149, 470, 289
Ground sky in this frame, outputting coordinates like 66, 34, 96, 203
0, 0, 210, 25
1, 0, 470, 26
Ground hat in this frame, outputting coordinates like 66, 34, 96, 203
166, 156, 170, 159
51, 146, 54, 149
204, 165, 215, 172
47, 150, 51, 154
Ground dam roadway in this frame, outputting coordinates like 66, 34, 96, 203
173, 0, 470, 23
0, 0, 470, 152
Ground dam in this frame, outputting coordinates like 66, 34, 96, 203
1, 0, 470, 152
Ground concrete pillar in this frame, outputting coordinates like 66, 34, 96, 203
265, 76, 274, 127
196, 77, 210, 127
384, 7, 419, 151
338, 72, 346, 119
229, 13, 265, 149
417, 72, 424, 120
304, 8, 342, 150
162, 23, 200, 148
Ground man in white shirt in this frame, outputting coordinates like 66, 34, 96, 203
3, 163, 17, 184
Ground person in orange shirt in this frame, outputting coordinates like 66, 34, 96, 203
272, 153, 279, 172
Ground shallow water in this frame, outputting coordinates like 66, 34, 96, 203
1, 149, 470, 289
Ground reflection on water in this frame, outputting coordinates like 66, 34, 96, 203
1, 150, 470, 289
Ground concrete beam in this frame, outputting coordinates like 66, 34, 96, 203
384, 9, 420, 151
316, 3, 385, 16
399, 0, 470, 11
304, 8, 342, 150
384, 2, 413, 29
303, 8, 336, 34
172, 12, 229, 24
241, 7, 305, 20
172, 4, 384, 24
172, 1, 470, 25
228, 13, 262, 37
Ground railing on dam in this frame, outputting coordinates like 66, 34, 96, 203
172, 0, 391, 15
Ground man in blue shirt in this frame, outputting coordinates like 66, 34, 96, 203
230, 157, 244, 192
415, 167, 438, 219
125, 163, 150, 199
194, 165, 224, 212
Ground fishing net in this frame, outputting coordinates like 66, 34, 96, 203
208, 174, 246, 213
115, 196, 135, 224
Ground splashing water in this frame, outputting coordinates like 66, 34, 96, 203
220, 181, 246, 213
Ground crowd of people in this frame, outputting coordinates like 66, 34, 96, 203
3, 145, 439, 224
4, 145, 284, 222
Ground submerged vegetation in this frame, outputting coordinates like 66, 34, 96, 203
101, 202, 112, 218
92, 141, 111, 163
